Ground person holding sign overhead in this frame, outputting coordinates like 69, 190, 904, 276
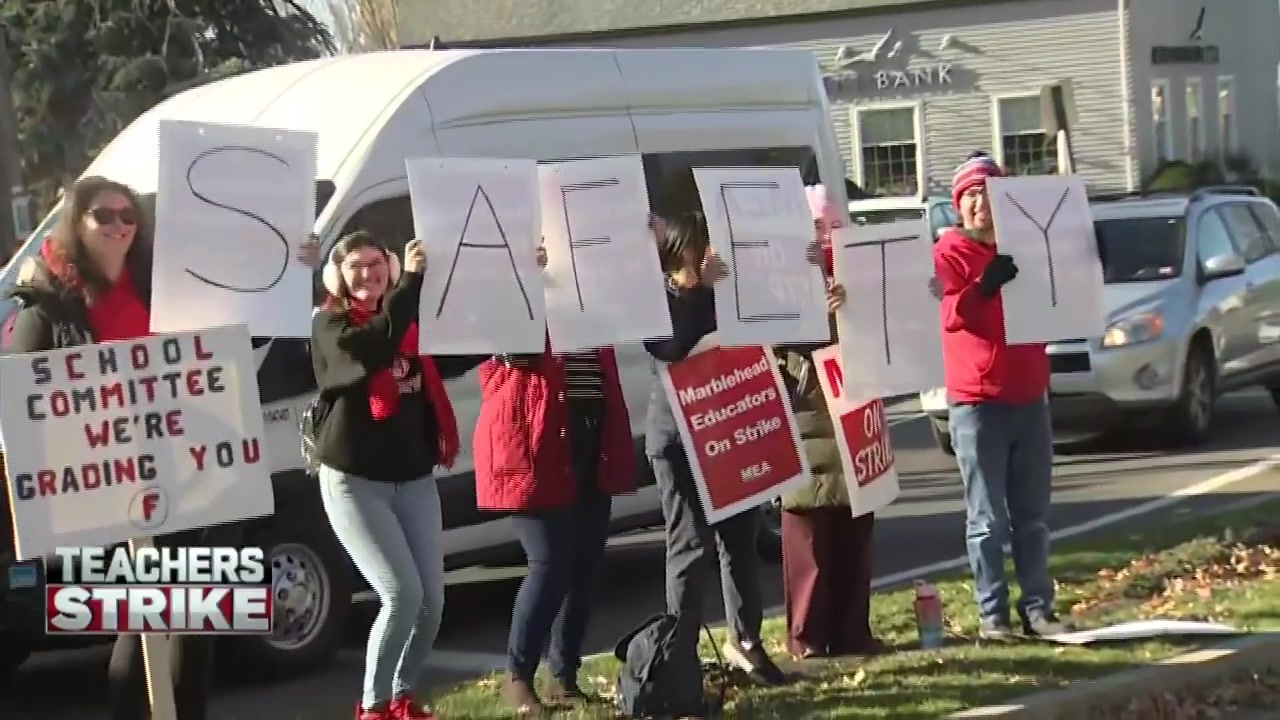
775, 185, 884, 661
934, 153, 1065, 641
643, 212, 788, 689
472, 244, 636, 715
1, 176, 318, 720
310, 231, 460, 720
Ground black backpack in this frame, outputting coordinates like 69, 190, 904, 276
614, 613, 726, 719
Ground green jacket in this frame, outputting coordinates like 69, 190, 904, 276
775, 336, 849, 511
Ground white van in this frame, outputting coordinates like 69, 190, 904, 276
0, 48, 849, 678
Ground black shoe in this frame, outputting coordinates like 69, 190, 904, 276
1022, 612, 1071, 637
723, 638, 787, 686
977, 616, 1016, 641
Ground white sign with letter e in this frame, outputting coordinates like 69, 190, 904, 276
833, 219, 944, 398
537, 155, 672, 351
407, 157, 548, 355
692, 167, 829, 346
152, 119, 318, 338
987, 175, 1106, 344
811, 345, 900, 517
0, 323, 274, 560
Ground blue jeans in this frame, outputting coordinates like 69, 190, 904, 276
319, 466, 445, 708
949, 398, 1054, 623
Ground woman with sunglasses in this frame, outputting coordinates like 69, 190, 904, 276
4, 176, 318, 720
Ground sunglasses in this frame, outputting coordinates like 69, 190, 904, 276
88, 207, 138, 227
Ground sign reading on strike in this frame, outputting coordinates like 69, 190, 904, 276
0, 324, 274, 559
46, 545, 272, 634
660, 340, 811, 524
811, 344, 900, 516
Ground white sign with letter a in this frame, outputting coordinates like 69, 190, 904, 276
0, 324, 273, 560
152, 120, 318, 338
811, 345, 900, 517
407, 157, 548, 355
987, 174, 1106, 344
692, 167, 829, 346
537, 155, 672, 351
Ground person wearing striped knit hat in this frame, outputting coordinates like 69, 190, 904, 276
933, 152, 1067, 641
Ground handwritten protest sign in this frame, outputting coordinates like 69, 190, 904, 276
152, 120, 318, 337
811, 345, 899, 517
833, 219, 944, 398
987, 175, 1105, 344
692, 167, 829, 346
0, 324, 273, 560
407, 157, 547, 355
659, 335, 811, 524
538, 155, 672, 351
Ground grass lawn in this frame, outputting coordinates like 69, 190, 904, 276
430, 498, 1280, 719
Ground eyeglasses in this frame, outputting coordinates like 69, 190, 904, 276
88, 207, 138, 226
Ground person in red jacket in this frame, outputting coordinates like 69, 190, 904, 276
934, 152, 1065, 640
472, 247, 636, 714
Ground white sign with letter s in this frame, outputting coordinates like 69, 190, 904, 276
152, 119, 318, 338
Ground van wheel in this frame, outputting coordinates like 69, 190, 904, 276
1163, 344, 1216, 446
930, 417, 955, 456
756, 500, 782, 564
223, 520, 352, 679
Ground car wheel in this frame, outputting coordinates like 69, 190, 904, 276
1163, 344, 1216, 446
223, 520, 352, 679
756, 500, 782, 564
0, 632, 31, 681
930, 416, 955, 456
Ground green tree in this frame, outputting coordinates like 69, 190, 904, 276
1, 0, 335, 208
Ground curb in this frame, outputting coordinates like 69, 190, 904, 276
949, 631, 1280, 718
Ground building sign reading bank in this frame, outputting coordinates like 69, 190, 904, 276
824, 63, 954, 96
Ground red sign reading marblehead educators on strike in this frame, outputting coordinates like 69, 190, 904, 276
660, 339, 812, 524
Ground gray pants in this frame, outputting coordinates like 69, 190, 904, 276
649, 446, 763, 643
319, 466, 445, 708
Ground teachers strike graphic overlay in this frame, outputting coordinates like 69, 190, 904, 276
46, 545, 272, 634
664, 345, 807, 516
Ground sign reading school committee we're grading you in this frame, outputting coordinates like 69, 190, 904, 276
660, 339, 811, 524
0, 324, 274, 560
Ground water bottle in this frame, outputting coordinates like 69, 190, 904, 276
914, 580, 945, 649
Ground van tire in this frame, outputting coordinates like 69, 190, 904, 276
930, 417, 955, 456
223, 518, 352, 679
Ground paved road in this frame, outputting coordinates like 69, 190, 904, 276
6, 391, 1280, 719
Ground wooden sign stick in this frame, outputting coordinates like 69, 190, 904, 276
128, 536, 178, 720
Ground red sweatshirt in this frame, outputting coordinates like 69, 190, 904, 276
933, 228, 1049, 405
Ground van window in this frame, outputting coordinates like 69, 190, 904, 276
335, 195, 415, 257
642, 147, 817, 215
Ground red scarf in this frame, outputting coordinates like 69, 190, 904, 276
347, 305, 459, 470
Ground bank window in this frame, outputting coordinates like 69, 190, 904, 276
1186, 77, 1205, 160
1151, 79, 1172, 162
641, 146, 817, 215
1218, 75, 1237, 156
994, 95, 1058, 176
853, 106, 920, 196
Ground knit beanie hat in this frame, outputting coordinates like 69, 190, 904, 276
804, 184, 842, 275
951, 151, 1005, 209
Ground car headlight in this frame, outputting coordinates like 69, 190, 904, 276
1101, 311, 1164, 348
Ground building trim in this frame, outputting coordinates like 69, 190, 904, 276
1150, 77, 1173, 163
1185, 76, 1206, 160
1117, 0, 1138, 190
401, 0, 1021, 49
848, 99, 927, 194
1217, 74, 1238, 156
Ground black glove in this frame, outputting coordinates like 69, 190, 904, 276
978, 253, 1018, 297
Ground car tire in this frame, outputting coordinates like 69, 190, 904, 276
0, 632, 31, 681
223, 518, 352, 680
930, 416, 955, 456
1163, 344, 1216, 446
756, 500, 783, 564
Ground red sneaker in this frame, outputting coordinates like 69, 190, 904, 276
356, 703, 395, 720
391, 695, 436, 719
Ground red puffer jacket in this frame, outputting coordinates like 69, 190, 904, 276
472, 346, 635, 512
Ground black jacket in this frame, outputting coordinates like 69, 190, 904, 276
310, 270, 439, 482
642, 282, 717, 456
4, 257, 104, 351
